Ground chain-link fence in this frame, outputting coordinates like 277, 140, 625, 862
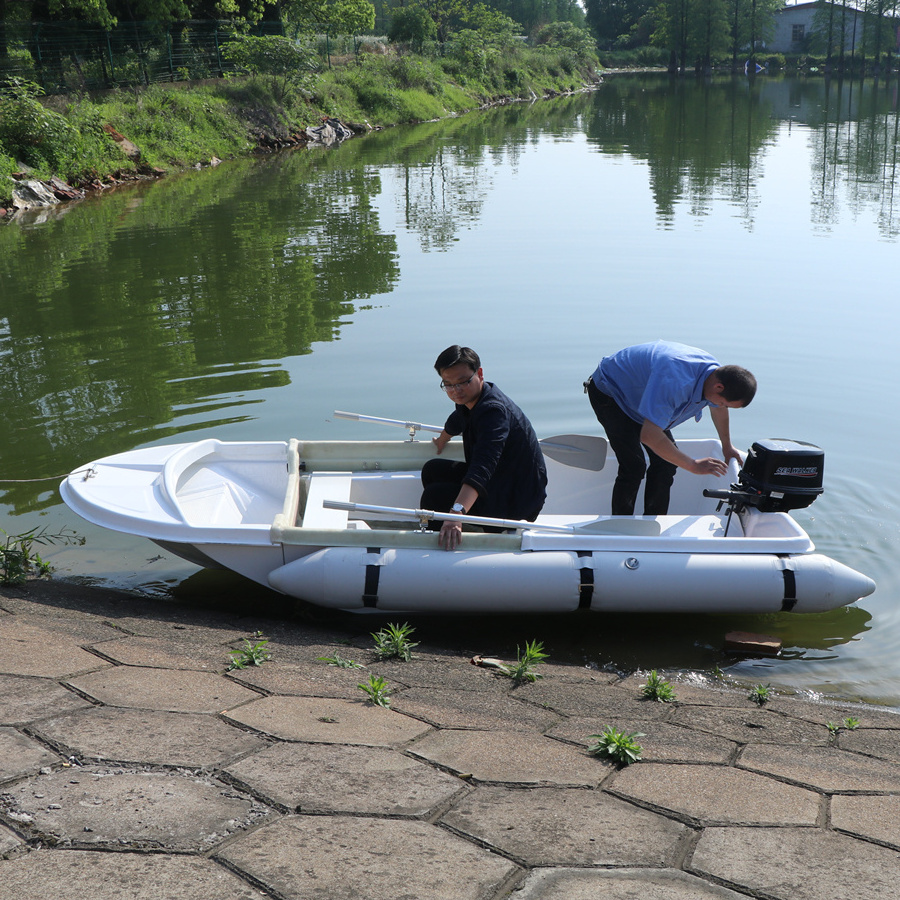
0, 20, 378, 94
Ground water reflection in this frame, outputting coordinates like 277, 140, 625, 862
0, 155, 400, 511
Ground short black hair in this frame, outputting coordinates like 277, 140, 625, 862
716, 365, 757, 406
434, 345, 480, 374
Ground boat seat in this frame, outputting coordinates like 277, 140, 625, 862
302, 472, 353, 530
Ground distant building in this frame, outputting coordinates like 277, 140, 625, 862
769, 1, 866, 54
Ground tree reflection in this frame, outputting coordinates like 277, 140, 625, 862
0, 152, 399, 511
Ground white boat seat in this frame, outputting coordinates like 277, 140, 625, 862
302, 472, 353, 529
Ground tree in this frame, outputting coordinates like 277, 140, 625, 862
221, 35, 317, 101
585, 0, 654, 48
285, 0, 376, 34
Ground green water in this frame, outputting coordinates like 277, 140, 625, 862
1, 74, 898, 705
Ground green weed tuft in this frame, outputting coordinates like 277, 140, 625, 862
1, 526, 84, 585
748, 683, 772, 706
641, 670, 677, 702
372, 622, 418, 661
318, 651, 364, 669
499, 639, 549, 683
228, 632, 272, 670
359, 673, 392, 707
588, 726, 644, 766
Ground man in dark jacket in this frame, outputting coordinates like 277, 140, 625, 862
421, 345, 547, 550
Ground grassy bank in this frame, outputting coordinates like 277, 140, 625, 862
0, 41, 600, 208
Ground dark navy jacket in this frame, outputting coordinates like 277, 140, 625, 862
444, 382, 547, 521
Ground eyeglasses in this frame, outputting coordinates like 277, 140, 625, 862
440, 373, 477, 392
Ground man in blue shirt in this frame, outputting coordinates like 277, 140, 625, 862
422, 345, 547, 550
585, 341, 756, 516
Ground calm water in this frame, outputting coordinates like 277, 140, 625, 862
2, 74, 898, 705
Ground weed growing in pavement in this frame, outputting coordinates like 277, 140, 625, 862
826, 716, 861, 742
641, 670, 676, 702
228, 632, 272, 670
317, 651, 364, 669
1, 526, 84, 585
587, 726, 644, 766
372, 622, 418, 661
499, 639, 549, 683
359, 674, 392, 707
748, 683, 772, 706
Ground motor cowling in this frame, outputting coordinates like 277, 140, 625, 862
704, 438, 825, 513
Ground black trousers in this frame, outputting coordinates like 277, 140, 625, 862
586, 378, 678, 515
420, 458, 503, 532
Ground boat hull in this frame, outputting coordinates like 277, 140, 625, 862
267, 546, 874, 614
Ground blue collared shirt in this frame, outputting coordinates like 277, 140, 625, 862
591, 340, 720, 429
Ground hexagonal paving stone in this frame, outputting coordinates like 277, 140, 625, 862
831, 795, 900, 848
0, 726, 60, 782
0, 822, 22, 855
838, 727, 900, 763
0, 674, 92, 726
667, 705, 828, 746
67, 666, 259, 713
739, 743, 900, 792
224, 695, 431, 745
228, 659, 374, 699
691, 826, 900, 900
92, 636, 230, 671
218, 815, 519, 900
442, 785, 686, 866
225, 741, 465, 815
390, 687, 561, 731
32, 707, 266, 768
609, 763, 820, 826
0, 622, 108, 678
518, 680, 674, 720
547, 716, 738, 764
0, 849, 268, 899
515, 866, 752, 899
409, 729, 604, 785
3, 767, 269, 851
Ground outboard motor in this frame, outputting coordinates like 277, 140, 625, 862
704, 439, 825, 515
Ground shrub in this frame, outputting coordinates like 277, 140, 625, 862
534, 22, 597, 61
0, 78, 77, 171
222, 35, 318, 104
0, 148, 16, 200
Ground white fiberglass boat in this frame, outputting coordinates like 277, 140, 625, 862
60, 413, 876, 614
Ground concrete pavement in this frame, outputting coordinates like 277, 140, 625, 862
1, 578, 899, 899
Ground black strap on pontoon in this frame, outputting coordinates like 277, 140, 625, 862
781, 567, 797, 611
577, 551, 594, 609
362, 548, 381, 608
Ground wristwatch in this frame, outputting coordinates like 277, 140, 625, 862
451, 502, 466, 514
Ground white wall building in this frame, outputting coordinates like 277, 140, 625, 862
769, 1, 866, 53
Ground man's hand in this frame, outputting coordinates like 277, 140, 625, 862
432, 431, 451, 455
721, 443, 744, 467
688, 456, 728, 476
439, 520, 463, 550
